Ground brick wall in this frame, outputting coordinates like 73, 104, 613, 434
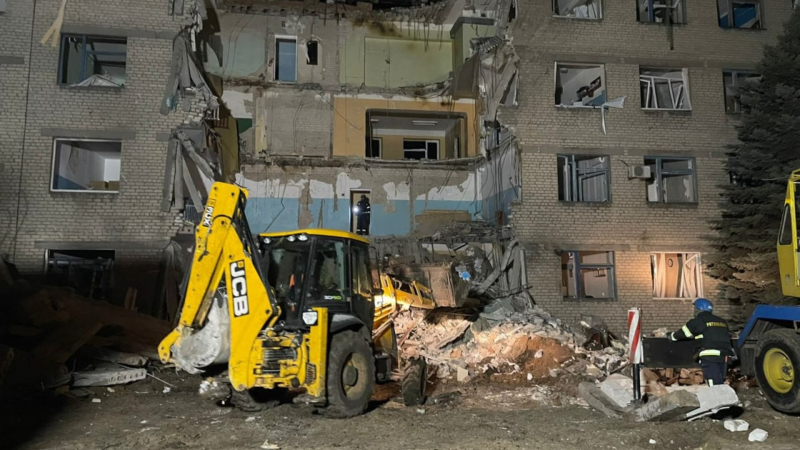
0, 0, 194, 307
504, 0, 792, 333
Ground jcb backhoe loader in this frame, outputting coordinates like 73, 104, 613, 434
159, 182, 429, 417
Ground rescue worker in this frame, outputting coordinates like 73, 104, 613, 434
354, 194, 371, 235
669, 298, 734, 386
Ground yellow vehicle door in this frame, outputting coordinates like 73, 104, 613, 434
778, 174, 800, 297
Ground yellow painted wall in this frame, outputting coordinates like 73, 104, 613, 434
333, 96, 478, 158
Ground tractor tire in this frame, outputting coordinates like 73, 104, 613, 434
754, 328, 800, 413
401, 357, 428, 406
231, 387, 282, 412
324, 330, 375, 418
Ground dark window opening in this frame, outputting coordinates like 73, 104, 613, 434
59, 35, 127, 86
637, 0, 687, 24
645, 156, 697, 203
46, 250, 115, 300
366, 138, 381, 158
306, 40, 319, 65
723, 70, 760, 114
561, 251, 616, 299
718, 0, 763, 29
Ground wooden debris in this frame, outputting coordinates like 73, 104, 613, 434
31, 319, 102, 364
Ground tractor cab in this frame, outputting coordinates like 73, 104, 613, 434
258, 229, 378, 331
777, 169, 800, 297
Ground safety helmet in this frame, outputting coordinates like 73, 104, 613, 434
694, 298, 713, 312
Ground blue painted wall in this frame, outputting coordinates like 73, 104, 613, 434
245, 197, 477, 236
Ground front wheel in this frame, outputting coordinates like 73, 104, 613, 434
754, 328, 800, 413
324, 330, 375, 418
401, 357, 428, 406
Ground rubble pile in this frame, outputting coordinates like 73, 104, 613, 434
0, 264, 171, 396
642, 367, 707, 387
397, 297, 629, 385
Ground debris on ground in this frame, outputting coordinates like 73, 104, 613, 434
724, 419, 750, 432
0, 284, 173, 396
748, 428, 768, 442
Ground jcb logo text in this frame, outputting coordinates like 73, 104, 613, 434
230, 261, 250, 317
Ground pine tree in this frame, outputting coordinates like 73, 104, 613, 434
707, 9, 800, 322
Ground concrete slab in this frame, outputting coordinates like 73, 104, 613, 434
685, 385, 740, 421
579, 382, 622, 419
633, 390, 700, 422
598, 374, 634, 409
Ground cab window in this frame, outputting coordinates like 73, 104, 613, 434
351, 244, 373, 298
307, 239, 348, 301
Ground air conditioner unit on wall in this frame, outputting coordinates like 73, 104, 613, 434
629, 165, 652, 179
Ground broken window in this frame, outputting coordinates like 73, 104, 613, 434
723, 70, 760, 114
275, 37, 297, 82
366, 138, 382, 158
645, 157, 696, 203
651, 253, 703, 299
561, 251, 616, 299
640, 68, 691, 110
59, 35, 127, 86
555, 63, 606, 107
718, 0, 763, 29
46, 250, 114, 300
553, 0, 602, 19
306, 40, 319, 66
403, 140, 439, 160
558, 154, 610, 202
637, 0, 687, 24
51, 139, 121, 192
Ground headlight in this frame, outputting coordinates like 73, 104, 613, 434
302, 311, 318, 325
298, 234, 308, 241
373, 294, 386, 308
352, 206, 359, 213
287, 235, 296, 242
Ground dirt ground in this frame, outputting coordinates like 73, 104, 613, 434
2, 371, 799, 450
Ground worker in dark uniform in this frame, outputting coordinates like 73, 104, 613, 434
355, 194, 371, 235
669, 298, 734, 386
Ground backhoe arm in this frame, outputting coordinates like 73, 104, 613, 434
159, 182, 280, 390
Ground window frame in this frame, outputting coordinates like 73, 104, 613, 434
645, 156, 698, 204
639, 67, 692, 111
403, 139, 439, 160
650, 252, 704, 299
554, 62, 607, 108
562, 250, 617, 300
552, 0, 603, 20
58, 34, 128, 86
557, 154, 611, 203
723, 69, 760, 114
717, 0, 763, 30
50, 138, 122, 194
637, 0, 688, 24
274, 35, 298, 83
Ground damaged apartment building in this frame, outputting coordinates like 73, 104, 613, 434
501, 0, 794, 333
206, 0, 520, 237
2, 0, 787, 333
0, 0, 520, 314
0, 0, 226, 313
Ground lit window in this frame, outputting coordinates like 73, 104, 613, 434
637, 0, 687, 24
640, 67, 691, 110
558, 154, 610, 202
51, 139, 121, 193
275, 37, 297, 82
718, 0, 763, 29
723, 70, 760, 113
561, 251, 616, 299
651, 253, 703, 299
555, 63, 606, 107
645, 157, 696, 203
59, 35, 127, 86
553, 0, 602, 19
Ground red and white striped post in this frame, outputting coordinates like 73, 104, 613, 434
627, 308, 644, 401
